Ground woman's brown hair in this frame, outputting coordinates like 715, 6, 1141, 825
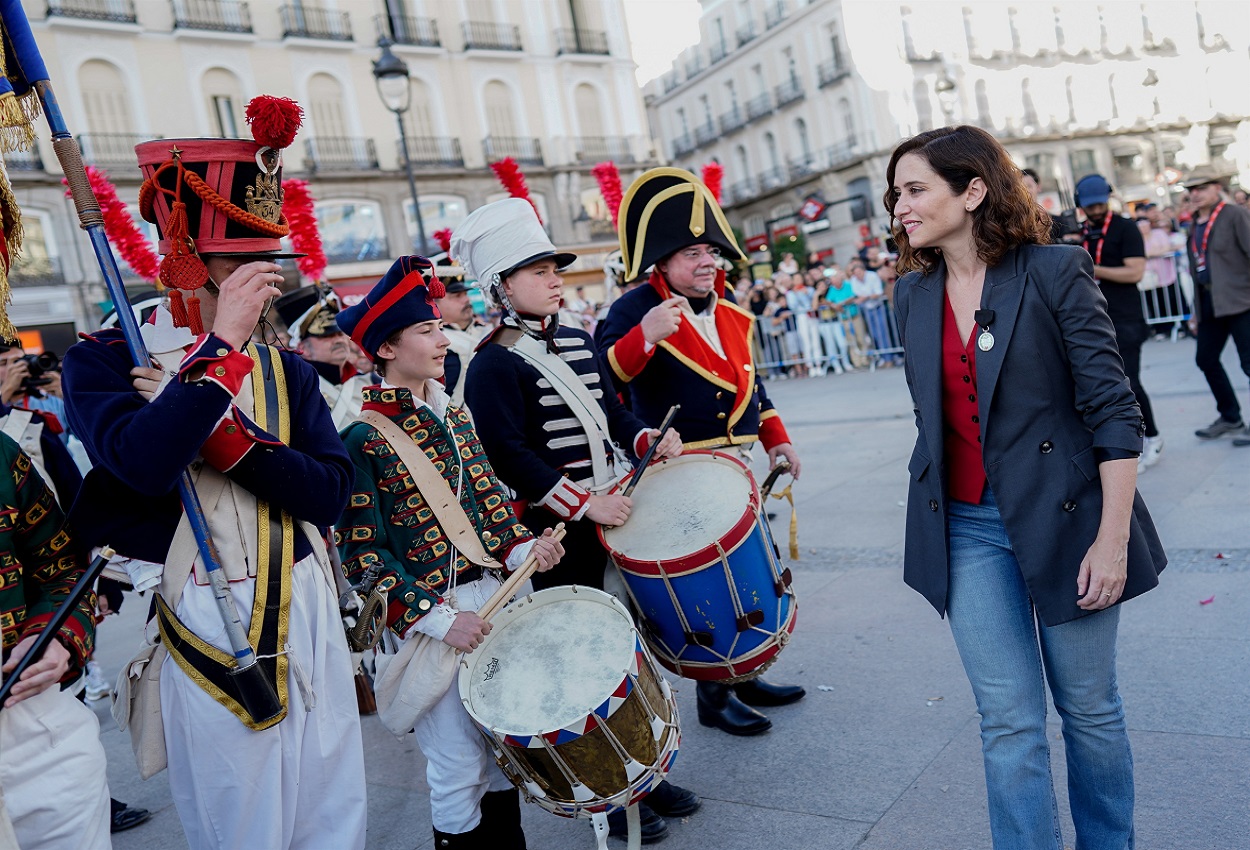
882, 125, 1052, 274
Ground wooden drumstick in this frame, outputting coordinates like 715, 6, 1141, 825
478, 523, 567, 621
760, 459, 792, 499
623, 404, 680, 497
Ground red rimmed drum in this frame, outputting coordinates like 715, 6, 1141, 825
598, 450, 797, 681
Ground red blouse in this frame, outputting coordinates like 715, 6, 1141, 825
941, 296, 986, 504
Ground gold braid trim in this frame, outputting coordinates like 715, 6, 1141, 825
0, 160, 21, 340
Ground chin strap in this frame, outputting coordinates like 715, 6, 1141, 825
492, 274, 560, 353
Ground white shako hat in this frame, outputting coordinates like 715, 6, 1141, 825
451, 198, 576, 286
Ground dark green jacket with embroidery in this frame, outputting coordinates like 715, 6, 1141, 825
335, 386, 530, 637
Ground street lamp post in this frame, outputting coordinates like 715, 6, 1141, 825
373, 37, 429, 255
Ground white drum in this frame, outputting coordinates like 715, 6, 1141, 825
458, 586, 680, 820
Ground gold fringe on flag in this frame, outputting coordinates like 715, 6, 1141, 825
0, 159, 23, 341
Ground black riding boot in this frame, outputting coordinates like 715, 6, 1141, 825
695, 681, 771, 735
479, 789, 527, 850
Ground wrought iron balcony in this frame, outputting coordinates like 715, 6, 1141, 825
759, 166, 786, 191
817, 59, 850, 88
280, 4, 351, 40
775, 78, 804, 108
575, 137, 634, 164
462, 20, 521, 51
684, 54, 705, 79
397, 136, 464, 168
483, 136, 542, 165
764, 1, 787, 30
662, 73, 682, 94
693, 121, 718, 148
303, 137, 378, 173
826, 136, 860, 168
77, 132, 149, 170
709, 41, 729, 64
46, 0, 136, 23
555, 28, 609, 55
728, 178, 756, 204
745, 92, 773, 122
376, 14, 440, 47
788, 154, 819, 182
735, 22, 757, 47
3, 146, 44, 172
672, 133, 696, 158
719, 107, 746, 135
172, 0, 253, 34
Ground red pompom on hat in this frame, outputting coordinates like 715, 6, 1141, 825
246, 96, 304, 150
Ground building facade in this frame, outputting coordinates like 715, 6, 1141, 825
6, 0, 656, 350
644, 0, 1250, 265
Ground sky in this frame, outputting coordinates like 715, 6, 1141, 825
622, 0, 704, 86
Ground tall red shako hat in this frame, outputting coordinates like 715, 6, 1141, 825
135, 95, 305, 334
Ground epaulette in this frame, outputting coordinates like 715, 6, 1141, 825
475, 325, 524, 352
78, 328, 128, 346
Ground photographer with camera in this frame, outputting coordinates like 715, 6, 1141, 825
0, 343, 79, 503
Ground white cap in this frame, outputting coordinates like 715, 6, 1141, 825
451, 198, 576, 285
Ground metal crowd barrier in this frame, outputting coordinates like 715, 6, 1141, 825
1139, 250, 1192, 341
751, 299, 906, 377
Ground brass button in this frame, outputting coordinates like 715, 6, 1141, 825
214, 366, 227, 377
716, 412, 727, 420
716, 391, 724, 399
404, 591, 416, 603
216, 348, 229, 356
418, 598, 432, 611
225, 424, 237, 435
483, 530, 493, 539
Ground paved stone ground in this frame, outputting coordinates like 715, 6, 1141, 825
98, 336, 1249, 849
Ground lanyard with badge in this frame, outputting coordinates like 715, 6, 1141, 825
1081, 214, 1113, 265
1191, 201, 1225, 273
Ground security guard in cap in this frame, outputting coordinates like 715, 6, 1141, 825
597, 168, 806, 737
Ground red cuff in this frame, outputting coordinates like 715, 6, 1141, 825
200, 408, 274, 471
758, 410, 791, 451
633, 429, 651, 458
607, 325, 654, 383
179, 334, 254, 397
538, 478, 592, 520
19, 614, 92, 679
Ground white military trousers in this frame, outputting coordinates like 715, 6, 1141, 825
410, 573, 513, 834
161, 552, 368, 850
0, 682, 110, 850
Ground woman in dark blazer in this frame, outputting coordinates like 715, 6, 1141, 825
888, 126, 1166, 850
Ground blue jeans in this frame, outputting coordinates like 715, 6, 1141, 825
947, 490, 1135, 850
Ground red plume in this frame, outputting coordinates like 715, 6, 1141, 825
433, 228, 453, 254
701, 162, 723, 204
591, 161, 624, 228
65, 166, 160, 282
281, 179, 326, 282
245, 95, 303, 149
489, 156, 542, 225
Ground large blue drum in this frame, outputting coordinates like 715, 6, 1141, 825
598, 451, 797, 682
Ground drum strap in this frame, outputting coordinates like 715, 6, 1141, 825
358, 410, 500, 569
511, 334, 616, 489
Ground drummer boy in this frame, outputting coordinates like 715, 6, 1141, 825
334, 255, 564, 849
453, 199, 699, 843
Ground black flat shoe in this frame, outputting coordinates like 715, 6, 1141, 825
696, 681, 772, 736
110, 803, 152, 833
645, 780, 701, 817
733, 677, 806, 707
607, 803, 669, 844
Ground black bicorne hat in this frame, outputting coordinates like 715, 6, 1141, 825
618, 167, 746, 283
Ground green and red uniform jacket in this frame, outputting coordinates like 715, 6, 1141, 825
0, 433, 94, 679
336, 386, 531, 637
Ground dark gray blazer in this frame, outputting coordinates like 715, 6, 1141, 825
1188, 200, 1250, 320
894, 243, 1166, 626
